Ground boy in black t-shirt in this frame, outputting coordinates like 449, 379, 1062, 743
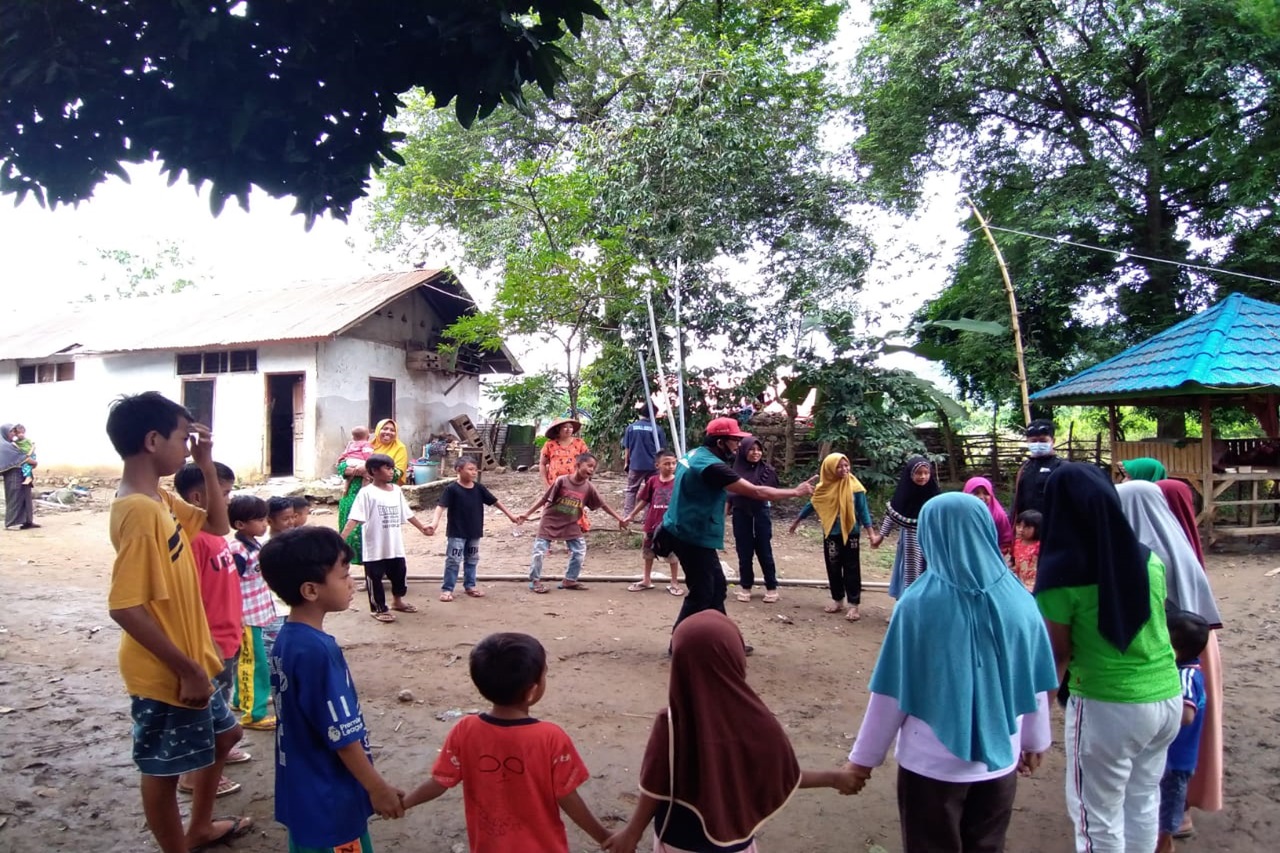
426, 457, 522, 601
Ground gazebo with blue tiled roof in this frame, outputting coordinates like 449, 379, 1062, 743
1032, 292, 1280, 540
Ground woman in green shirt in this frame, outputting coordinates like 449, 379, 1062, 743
1035, 463, 1181, 853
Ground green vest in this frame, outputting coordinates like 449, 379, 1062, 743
663, 446, 730, 549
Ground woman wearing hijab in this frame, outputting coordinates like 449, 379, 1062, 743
789, 453, 881, 620
604, 611, 858, 853
729, 436, 781, 603
2, 423, 37, 530
845, 492, 1058, 853
1035, 463, 1181, 853
1122, 457, 1168, 482
369, 418, 409, 484
876, 455, 941, 598
336, 418, 407, 568
540, 417, 592, 531
1122, 480, 1226, 825
962, 476, 1014, 556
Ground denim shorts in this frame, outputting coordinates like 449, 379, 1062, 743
130, 685, 238, 776
1158, 767, 1193, 834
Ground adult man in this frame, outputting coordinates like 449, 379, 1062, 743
657, 417, 814, 634
1013, 418, 1064, 518
621, 402, 666, 516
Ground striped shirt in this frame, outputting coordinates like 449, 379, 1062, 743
230, 534, 277, 628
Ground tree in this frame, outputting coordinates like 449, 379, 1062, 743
371, 0, 865, 421
851, 0, 1280, 412
83, 240, 202, 301
0, 0, 606, 225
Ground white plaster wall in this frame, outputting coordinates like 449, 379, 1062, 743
0, 343, 318, 481
315, 337, 480, 470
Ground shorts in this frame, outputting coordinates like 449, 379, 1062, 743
131, 686, 238, 776
1158, 767, 1193, 834
643, 531, 678, 563
289, 830, 374, 853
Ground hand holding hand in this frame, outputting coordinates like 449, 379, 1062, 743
1017, 751, 1043, 777
187, 423, 214, 466
844, 761, 872, 795
371, 783, 406, 819
424, 524, 436, 536
602, 828, 638, 853
870, 532, 884, 548
618, 519, 630, 532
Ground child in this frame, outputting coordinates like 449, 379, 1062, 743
963, 476, 1014, 556
402, 632, 610, 851
266, 495, 296, 536
424, 456, 521, 601
227, 494, 277, 731
1012, 509, 1042, 590
623, 448, 683, 595
1157, 609, 1211, 853
259, 527, 406, 851
789, 452, 881, 621
729, 437, 780, 604
104, 392, 251, 853
173, 462, 249, 797
874, 455, 941, 599
520, 452, 628, 594
339, 452, 429, 621
604, 611, 859, 853
339, 425, 375, 465
10, 423, 35, 485
289, 495, 312, 526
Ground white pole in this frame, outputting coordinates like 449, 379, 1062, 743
645, 285, 683, 456
635, 349, 661, 454
673, 258, 688, 454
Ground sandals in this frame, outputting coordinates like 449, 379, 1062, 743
846, 605, 861, 622
464, 588, 486, 598
628, 582, 655, 592
371, 611, 397, 623
391, 603, 418, 613
529, 582, 550, 594
823, 601, 843, 613
667, 584, 685, 596
558, 580, 588, 591
763, 590, 779, 603
225, 749, 251, 765
178, 776, 241, 797
190, 815, 254, 853
241, 715, 276, 731
735, 590, 752, 603
439, 591, 455, 602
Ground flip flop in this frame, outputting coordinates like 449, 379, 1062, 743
667, 585, 685, 596
823, 601, 843, 613
529, 582, 550, 594
391, 603, 418, 612
439, 591, 455, 602
763, 591, 779, 603
225, 749, 251, 764
846, 606, 861, 622
371, 612, 397, 623
190, 815, 254, 853
558, 581, 588, 590
628, 582, 654, 592
464, 588, 486, 598
178, 777, 241, 797
735, 590, 752, 603
241, 715, 277, 731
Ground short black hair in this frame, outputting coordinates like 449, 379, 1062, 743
656, 448, 677, 461
454, 455, 478, 471
289, 496, 311, 511
366, 452, 395, 473
469, 632, 547, 706
106, 392, 193, 458
260, 527, 353, 606
575, 452, 596, 465
267, 496, 294, 518
173, 462, 235, 501
1026, 418, 1055, 438
228, 494, 269, 526
1167, 608, 1210, 665
1016, 509, 1042, 532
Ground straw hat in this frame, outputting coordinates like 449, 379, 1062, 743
544, 417, 583, 439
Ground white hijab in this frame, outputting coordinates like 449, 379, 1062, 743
1116, 481, 1223, 628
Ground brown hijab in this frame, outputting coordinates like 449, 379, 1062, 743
1157, 479, 1206, 568
639, 611, 800, 846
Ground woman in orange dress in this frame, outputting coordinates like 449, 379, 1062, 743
540, 417, 592, 531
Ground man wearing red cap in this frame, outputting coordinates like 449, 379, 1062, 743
655, 417, 814, 638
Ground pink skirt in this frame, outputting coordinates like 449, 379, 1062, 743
1186, 629, 1223, 811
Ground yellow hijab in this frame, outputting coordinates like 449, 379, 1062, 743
811, 452, 866, 544
370, 419, 410, 483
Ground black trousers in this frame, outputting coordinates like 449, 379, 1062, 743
670, 537, 727, 633
897, 767, 1018, 853
824, 533, 862, 605
731, 505, 778, 590
364, 557, 408, 613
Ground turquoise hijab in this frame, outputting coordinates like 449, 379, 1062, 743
869, 492, 1059, 770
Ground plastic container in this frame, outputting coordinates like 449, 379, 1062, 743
412, 460, 442, 485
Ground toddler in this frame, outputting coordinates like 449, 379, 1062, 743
10, 423, 36, 484
1012, 509, 1042, 590
623, 448, 682, 595
339, 426, 375, 465
1157, 609, 1211, 853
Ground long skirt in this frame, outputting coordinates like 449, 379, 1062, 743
1186, 629, 1224, 811
3, 468, 34, 528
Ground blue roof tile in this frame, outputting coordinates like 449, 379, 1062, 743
1031, 293, 1280, 403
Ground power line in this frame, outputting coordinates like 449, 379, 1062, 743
974, 224, 1280, 287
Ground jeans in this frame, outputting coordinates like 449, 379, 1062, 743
1158, 768, 1192, 835
731, 504, 777, 591
443, 537, 480, 591
670, 537, 727, 633
529, 537, 586, 583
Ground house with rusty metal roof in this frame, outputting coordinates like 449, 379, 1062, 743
0, 270, 521, 480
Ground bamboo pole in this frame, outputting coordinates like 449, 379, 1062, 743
964, 195, 1031, 425
356, 572, 892, 594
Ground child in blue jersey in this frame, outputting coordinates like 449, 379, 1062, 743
1157, 609, 1210, 853
260, 526, 406, 852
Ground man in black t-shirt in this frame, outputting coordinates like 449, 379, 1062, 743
1013, 419, 1064, 519
425, 457, 522, 601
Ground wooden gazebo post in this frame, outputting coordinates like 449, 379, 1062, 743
1107, 405, 1119, 478
1200, 396, 1214, 540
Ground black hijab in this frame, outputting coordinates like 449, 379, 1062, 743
887, 455, 940, 521
732, 436, 778, 488
1035, 462, 1152, 653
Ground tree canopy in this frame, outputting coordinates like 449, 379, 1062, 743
852, 0, 1280, 410
0, 0, 605, 225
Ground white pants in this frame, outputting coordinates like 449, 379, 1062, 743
1065, 694, 1182, 853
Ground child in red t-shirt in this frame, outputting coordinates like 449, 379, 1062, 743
403, 632, 611, 853
623, 448, 683, 595
1012, 509, 1042, 590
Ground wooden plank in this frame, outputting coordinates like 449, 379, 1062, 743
1211, 525, 1280, 537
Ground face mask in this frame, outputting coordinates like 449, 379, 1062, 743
1027, 441, 1053, 458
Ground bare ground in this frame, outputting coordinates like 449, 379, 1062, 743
0, 470, 1276, 853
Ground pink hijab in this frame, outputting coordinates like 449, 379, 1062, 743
963, 476, 1014, 551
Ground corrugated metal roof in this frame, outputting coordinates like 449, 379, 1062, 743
1031, 293, 1280, 404
0, 270, 521, 374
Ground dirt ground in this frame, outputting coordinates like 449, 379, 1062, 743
1, 469, 1277, 853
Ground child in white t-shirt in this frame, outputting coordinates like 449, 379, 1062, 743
339, 453, 428, 622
